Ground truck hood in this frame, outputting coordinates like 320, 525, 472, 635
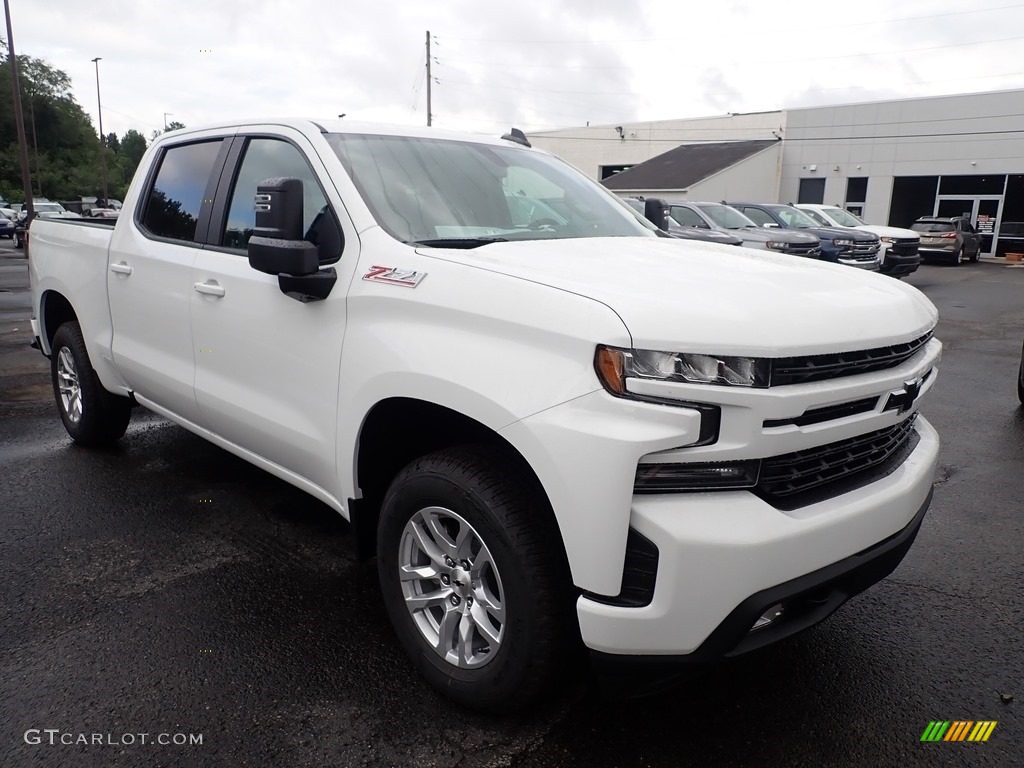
419, 237, 937, 355
856, 224, 921, 239
803, 226, 879, 243
732, 227, 819, 244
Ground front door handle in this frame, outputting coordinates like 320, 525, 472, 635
194, 281, 226, 298
109, 262, 133, 276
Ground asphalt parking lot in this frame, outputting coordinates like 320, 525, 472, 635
1, 241, 1021, 767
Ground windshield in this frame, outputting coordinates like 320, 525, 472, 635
693, 203, 757, 229
768, 206, 821, 229
912, 221, 955, 233
821, 207, 865, 227
326, 134, 652, 246
35, 203, 65, 214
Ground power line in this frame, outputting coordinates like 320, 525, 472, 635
438, 3, 1024, 42
440, 33, 1024, 70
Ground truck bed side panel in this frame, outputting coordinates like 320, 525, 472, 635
28, 219, 129, 394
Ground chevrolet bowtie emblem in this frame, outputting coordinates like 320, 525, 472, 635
884, 378, 922, 414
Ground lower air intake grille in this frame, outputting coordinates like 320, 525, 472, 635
756, 415, 919, 510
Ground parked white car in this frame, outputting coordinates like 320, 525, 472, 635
797, 204, 920, 278
29, 119, 940, 711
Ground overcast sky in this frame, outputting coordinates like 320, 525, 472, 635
8, 0, 1024, 140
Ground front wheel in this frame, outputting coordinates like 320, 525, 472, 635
50, 322, 132, 446
13, 232, 22, 249
376, 446, 571, 712
1017, 349, 1024, 405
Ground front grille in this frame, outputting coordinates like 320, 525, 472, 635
784, 244, 821, 257
849, 241, 880, 256
770, 332, 932, 386
890, 239, 919, 256
756, 415, 919, 509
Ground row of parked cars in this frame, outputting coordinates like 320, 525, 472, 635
625, 197, 996, 276
0, 198, 121, 249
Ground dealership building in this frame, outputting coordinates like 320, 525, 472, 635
528, 88, 1024, 258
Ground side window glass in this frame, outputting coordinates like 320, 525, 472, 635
670, 206, 704, 228
222, 138, 340, 262
743, 207, 773, 227
141, 140, 223, 242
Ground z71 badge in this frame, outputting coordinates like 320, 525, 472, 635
362, 266, 427, 288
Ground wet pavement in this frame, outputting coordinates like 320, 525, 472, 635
1, 242, 1021, 767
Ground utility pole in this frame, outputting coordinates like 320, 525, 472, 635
3, 0, 35, 221
425, 30, 431, 127
163, 112, 173, 130
27, 87, 41, 196
91, 57, 109, 203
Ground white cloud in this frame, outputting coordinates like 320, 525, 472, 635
7, 0, 1024, 139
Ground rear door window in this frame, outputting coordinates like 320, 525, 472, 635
140, 140, 224, 242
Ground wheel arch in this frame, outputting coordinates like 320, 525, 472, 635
349, 397, 566, 567
40, 289, 79, 354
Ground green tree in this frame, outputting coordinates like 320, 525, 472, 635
105, 132, 120, 153
150, 120, 186, 142
118, 129, 147, 185
1, 37, 102, 200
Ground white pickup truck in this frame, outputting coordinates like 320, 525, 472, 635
29, 119, 941, 711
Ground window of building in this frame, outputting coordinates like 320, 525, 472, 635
846, 177, 868, 213
221, 138, 341, 262
888, 176, 939, 228
141, 140, 224, 242
938, 175, 1006, 196
797, 177, 825, 204
600, 165, 633, 180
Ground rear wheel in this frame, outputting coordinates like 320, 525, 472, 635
376, 446, 570, 712
13, 231, 22, 249
954, 246, 965, 265
50, 322, 132, 446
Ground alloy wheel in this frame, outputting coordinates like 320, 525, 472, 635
398, 506, 505, 669
56, 346, 83, 423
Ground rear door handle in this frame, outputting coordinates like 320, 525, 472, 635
109, 262, 133, 276
194, 280, 226, 298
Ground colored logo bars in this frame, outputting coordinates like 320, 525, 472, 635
921, 721, 997, 742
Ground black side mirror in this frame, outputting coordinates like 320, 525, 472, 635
246, 177, 336, 303
643, 198, 669, 230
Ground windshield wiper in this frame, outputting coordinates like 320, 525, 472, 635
408, 237, 509, 249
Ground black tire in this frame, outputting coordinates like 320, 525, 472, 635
14, 232, 22, 249
1018, 348, 1024, 405
970, 246, 981, 263
50, 321, 132, 446
953, 245, 965, 266
376, 445, 571, 712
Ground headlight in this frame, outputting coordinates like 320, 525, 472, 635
635, 460, 761, 492
833, 239, 856, 247
595, 346, 770, 390
764, 241, 790, 250
879, 236, 895, 243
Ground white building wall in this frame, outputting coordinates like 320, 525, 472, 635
530, 112, 786, 181
778, 89, 1024, 224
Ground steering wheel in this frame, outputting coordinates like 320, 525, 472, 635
526, 218, 561, 230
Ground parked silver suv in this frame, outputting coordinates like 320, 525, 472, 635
667, 201, 821, 258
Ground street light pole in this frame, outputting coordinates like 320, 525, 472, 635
163, 112, 172, 130
91, 56, 109, 203
3, 0, 35, 221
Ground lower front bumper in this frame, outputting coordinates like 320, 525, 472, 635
577, 415, 938, 656
591, 487, 931, 693
881, 252, 921, 277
